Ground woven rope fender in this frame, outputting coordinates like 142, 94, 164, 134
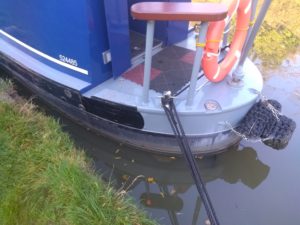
235, 99, 296, 150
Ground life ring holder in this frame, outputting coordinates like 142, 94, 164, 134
201, 0, 252, 82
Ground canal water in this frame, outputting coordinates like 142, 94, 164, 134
48, 49, 300, 225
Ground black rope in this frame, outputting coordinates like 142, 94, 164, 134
161, 92, 220, 225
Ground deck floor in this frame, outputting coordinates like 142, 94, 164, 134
130, 31, 162, 59
123, 45, 195, 94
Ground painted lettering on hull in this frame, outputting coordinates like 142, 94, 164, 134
59, 55, 78, 67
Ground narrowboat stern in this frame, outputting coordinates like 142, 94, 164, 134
0, 1, 267, 155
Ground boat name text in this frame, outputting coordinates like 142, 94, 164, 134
59, 55, 78, 67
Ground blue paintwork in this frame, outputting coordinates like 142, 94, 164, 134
0, 0, 190, 86
0, 0, 112, 86
104, 0, 131, 78
128, 0, 168, 43
128, 0, 189, 45
87, 0, 113, 84
105, 0, 190, 78
167, 0, 190, 44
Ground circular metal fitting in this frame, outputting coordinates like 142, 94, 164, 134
204, 100, 220, 111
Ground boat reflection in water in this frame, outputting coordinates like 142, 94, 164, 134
67, 121, 270, 225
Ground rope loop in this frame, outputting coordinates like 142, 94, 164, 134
196, 42, 206, 48
249, 20, 255, 26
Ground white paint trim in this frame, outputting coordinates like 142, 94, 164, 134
235, 50, 241, 59
0, 29, 89, 75
213, 66, 221, 80
244, 1, 252, 14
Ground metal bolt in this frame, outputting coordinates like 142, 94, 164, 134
204, 100, 220, 111
205, 219, 211, 225
194, 24, 201, 33
78, 104, 86, 111
64, 89, 72, 98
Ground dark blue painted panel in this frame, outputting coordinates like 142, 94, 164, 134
104, 0, 131, 78
0, 0, 90, 81
128, 0, 168, 43
0, 0, 113, 86
128, 0, 189, 45
166, 0, 189, 45
0, 0, 189, 86
87, 0, 113, 84
167, 21, 189, 45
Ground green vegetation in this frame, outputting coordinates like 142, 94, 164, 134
193, 0, 300, 68
253, 0, 300, 67
0, 79, 156, 225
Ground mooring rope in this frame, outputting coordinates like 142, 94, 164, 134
161, 92, 220, 225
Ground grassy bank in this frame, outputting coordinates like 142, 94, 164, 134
253, 0, 300, 67
0, 79, 156, 225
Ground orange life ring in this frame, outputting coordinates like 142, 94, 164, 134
201, 0, 252, 82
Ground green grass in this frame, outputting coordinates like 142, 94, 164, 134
0, 80, 157, 225
251, 0, 300, 68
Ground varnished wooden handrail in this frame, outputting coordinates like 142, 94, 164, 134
131, 2, 228, 22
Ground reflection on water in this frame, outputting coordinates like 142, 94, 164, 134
69, 125, 270, 190
61, 117, 271, 225
262, 48, 300, 79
